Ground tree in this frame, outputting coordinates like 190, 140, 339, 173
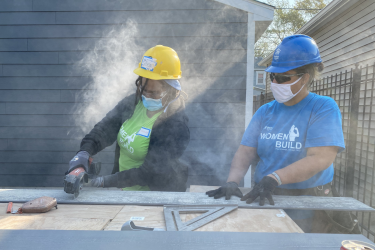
255, 0, 329, 58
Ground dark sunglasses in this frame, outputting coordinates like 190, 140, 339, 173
270, 73, 305, 84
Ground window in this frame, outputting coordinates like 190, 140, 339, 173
256, 71, 266, 85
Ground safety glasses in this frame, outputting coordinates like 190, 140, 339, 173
270, 73, 305, 84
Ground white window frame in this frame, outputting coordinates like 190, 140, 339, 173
256, 71, 266, 85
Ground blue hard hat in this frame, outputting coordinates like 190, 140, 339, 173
265, 34, 322, 73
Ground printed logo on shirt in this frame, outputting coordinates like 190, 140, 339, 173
260, 125, 302, 151
119, 127, 136, 154
263, 126, 273, 131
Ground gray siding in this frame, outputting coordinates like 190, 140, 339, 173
0, 0, 247, 187
308, 0, 375, 204
311, 0, 375, 77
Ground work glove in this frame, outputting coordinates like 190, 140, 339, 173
84, 176, 104, 188
205, 182, 243, 200
241, 176, 278, 206
67, 151, 90, 173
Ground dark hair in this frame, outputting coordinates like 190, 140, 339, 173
293, 62, 324, 87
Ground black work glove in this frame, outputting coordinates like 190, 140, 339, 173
205, 182, 243, 200
67, 151, 90, 173
83, 176, 104, 188
241, 176, 278, 206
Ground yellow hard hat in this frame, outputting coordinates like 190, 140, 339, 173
133, 45, 182, 80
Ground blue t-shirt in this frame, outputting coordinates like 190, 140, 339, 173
241, 93, 345, 189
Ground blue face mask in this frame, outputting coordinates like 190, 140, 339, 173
142, 92, 166, 111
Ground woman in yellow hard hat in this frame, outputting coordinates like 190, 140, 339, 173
66, 45, 190, 192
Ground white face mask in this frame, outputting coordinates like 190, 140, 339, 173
270, 76, 305, 103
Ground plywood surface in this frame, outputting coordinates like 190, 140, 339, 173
104, 205, 165, 231
0, 203, 123, 219
0, 186, 302, 232
0, 203, 122, 230
184, 185, 303, 233
0, 216, 110, 230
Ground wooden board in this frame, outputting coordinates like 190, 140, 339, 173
0, 203, 123, 230
1, 188, 372, 211
0, 203, 123, 219
184, 185, 303, 233
1, 230, 373, 250
104, 205, 165, 231
0, 216, 110, 230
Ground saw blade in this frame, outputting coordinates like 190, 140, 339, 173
73, 172, 86, 199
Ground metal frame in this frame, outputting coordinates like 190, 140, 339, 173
163, 205, 238, 231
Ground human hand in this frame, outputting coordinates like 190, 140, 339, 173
206, 182, 243, 200
83, 176, 104, 188
241, 176, 278, 205
68, 151, 90, 173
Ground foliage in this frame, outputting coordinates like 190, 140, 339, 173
255, 0, 329, 58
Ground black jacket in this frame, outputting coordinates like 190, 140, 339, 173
79, 93, 190, 192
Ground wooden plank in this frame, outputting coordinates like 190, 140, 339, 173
55, 9, 246, 24
181, 151, 236, 166
60, 89, 246, 103
0, 12, 56, 25
0, 39, 27, 51
2, 63, 246, 77
0, 189, 373, 212
0, 52, 58, 64
186, 139, 240, 152
185, 103, 246, 116
0, 150, 114, 164
0, 90, 60, 102
62, 151, 115, 164
0, 203, 123, 219
189, 127, 244, 140
321, 35, 375, 65
0, 151, 63, 163
7, 139, 115, 152
0, 163, 114, 176
0, 216, 110, 230
59, 50, 247, 65
32, 0, 225, 11
0, 0, 33, 11
323, 48, 375, 74
314, 0, 374, 43
187, 175, 228, 187
0, 230, 372, 250
0, 127, 84, 139
187, 164, 231, 176
0, 139, 7, 150
104, 205, 165, 231
0, 77, 90, 90
0, 115, 78, 126
0, 175, 65, 187
6, 103, 77, 115
318, 21, 375, 55
5, 102, 245, 115
0, 24, 247, 38
188, 113, 245, 128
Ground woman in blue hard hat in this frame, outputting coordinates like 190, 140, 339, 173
206, 35, 360, 233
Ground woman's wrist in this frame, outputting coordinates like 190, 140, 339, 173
267, 172, 282, 186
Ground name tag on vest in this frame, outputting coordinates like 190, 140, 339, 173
136, 127, 151, 138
